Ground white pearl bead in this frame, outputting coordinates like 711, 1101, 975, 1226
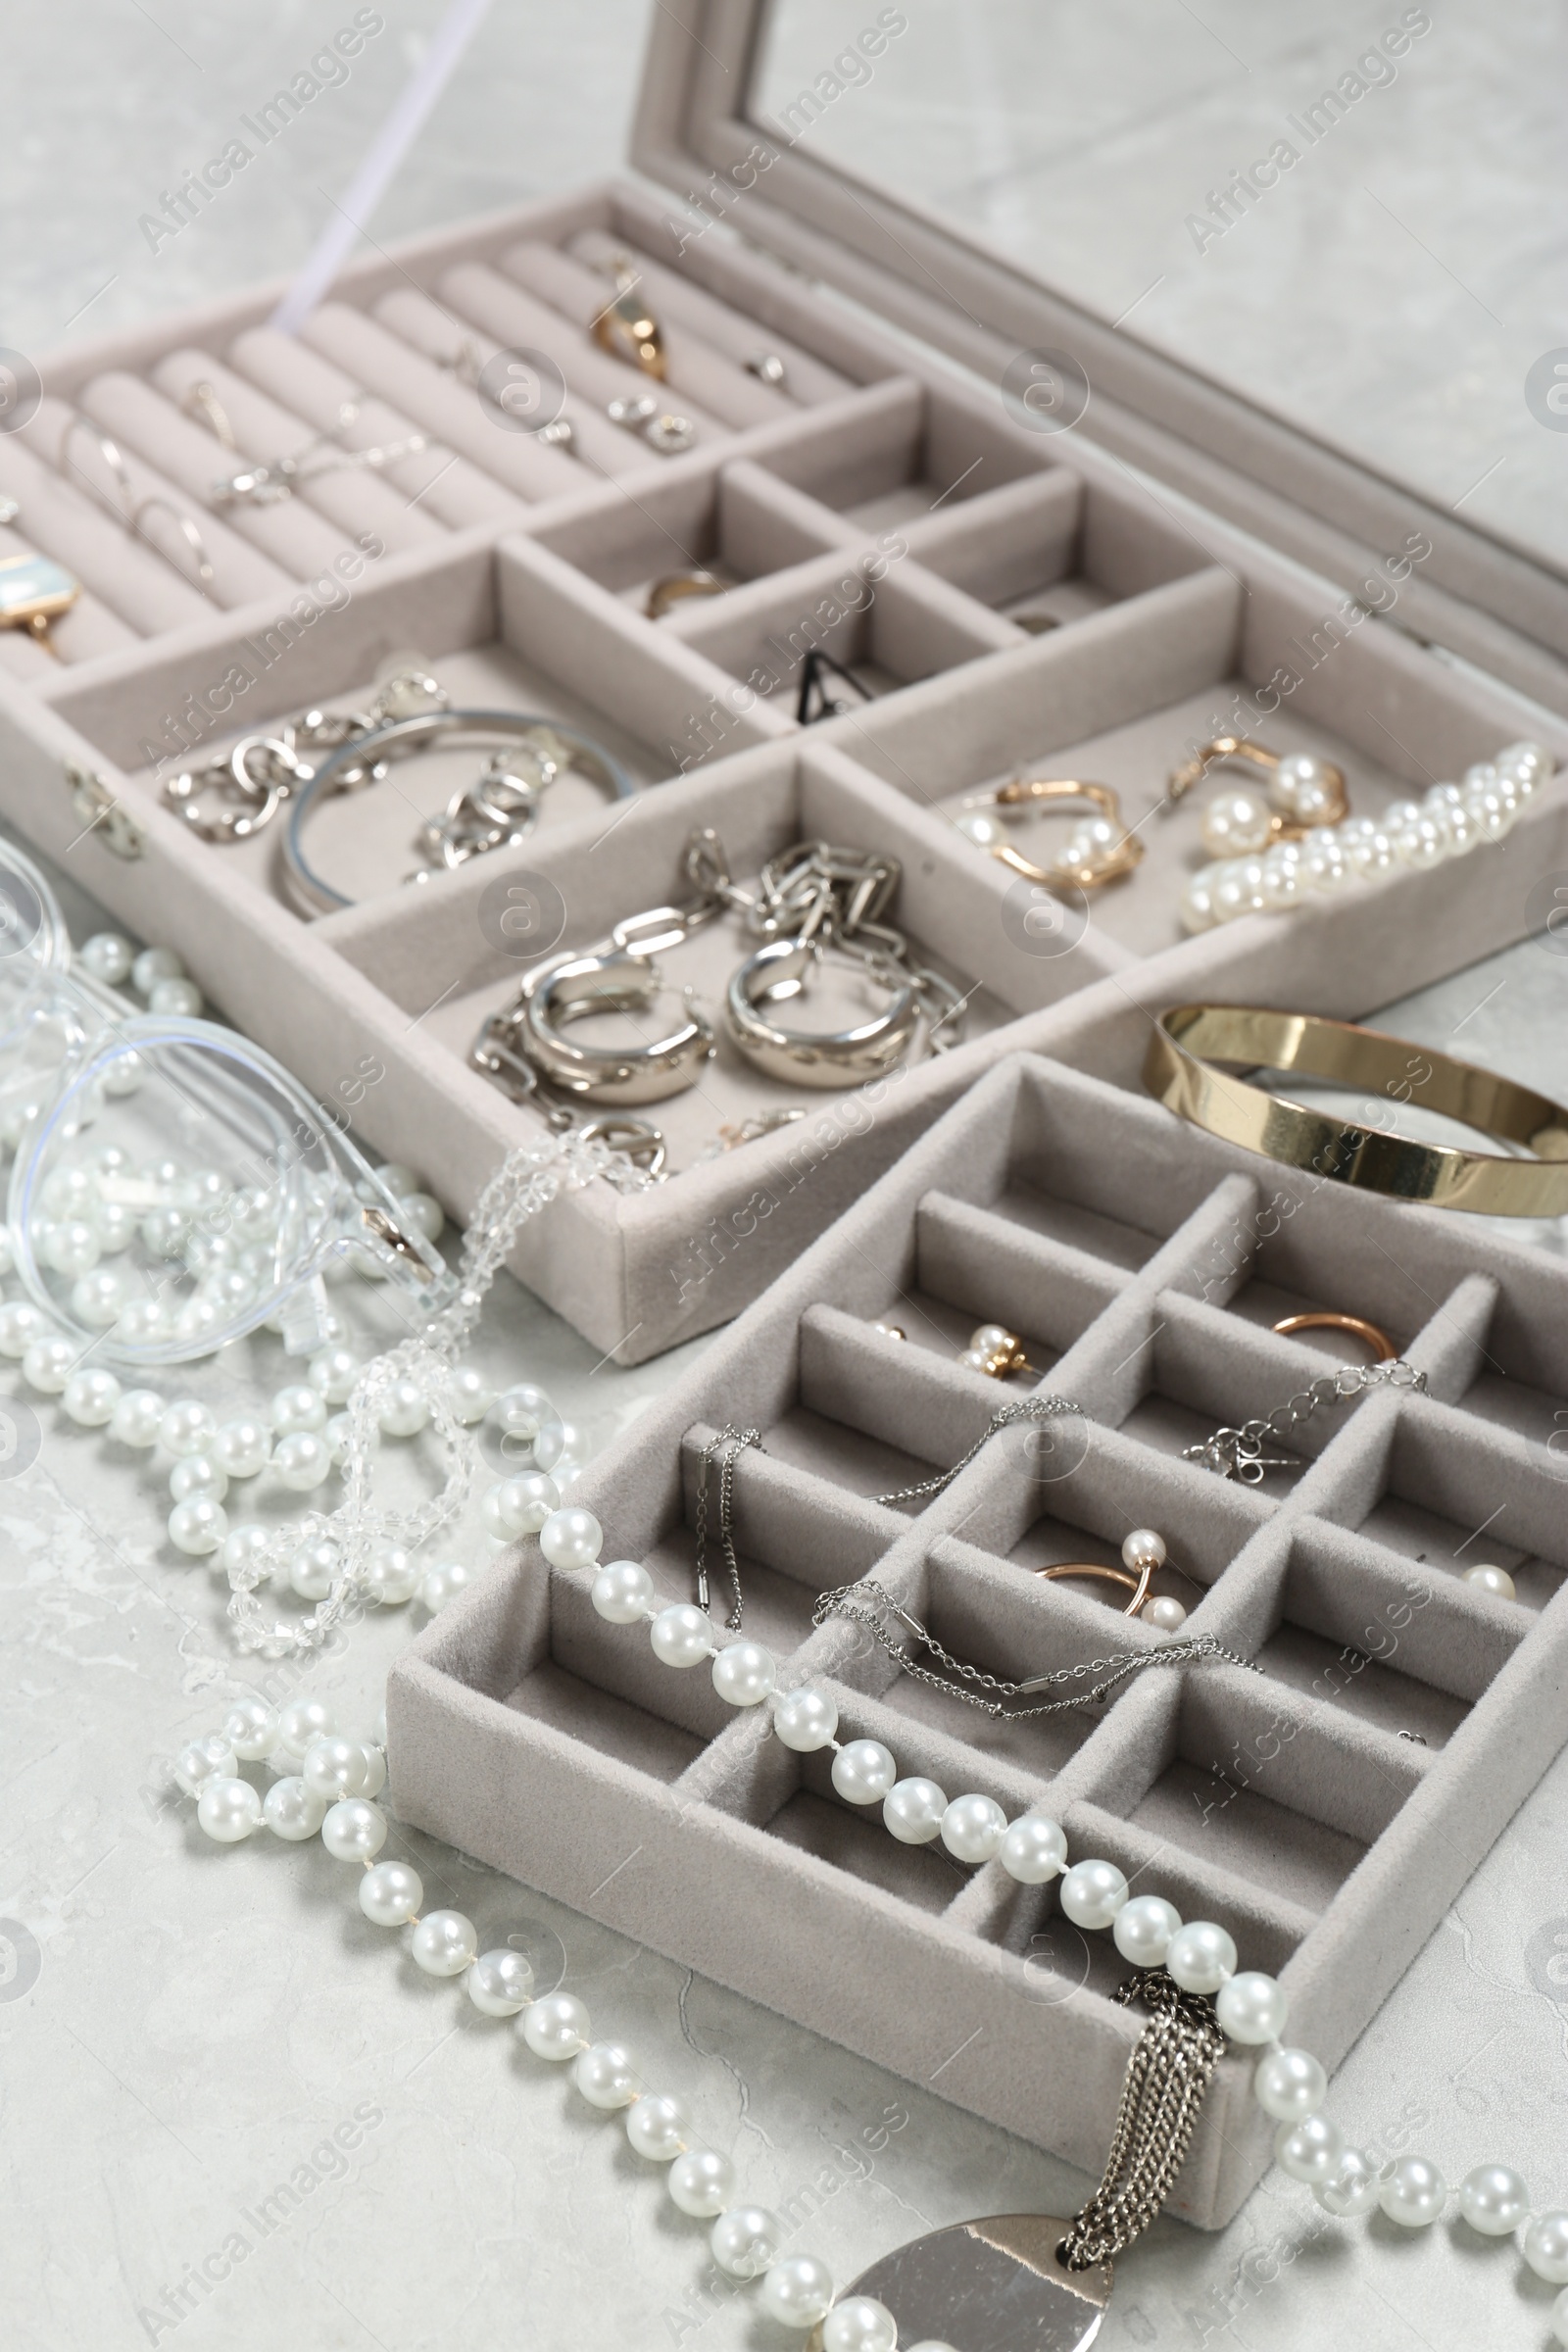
1552, 2286, 1568, 2350
321, 1797, 387, 1861
1524, 2212, 1568, 2282
626, 2091, 690, 2160
322, 1411, 351, 1466
117, 1300, 172, 1348
274, 1696, 335, 1760
481, 1472, 559, 1540
998, 1816, 1067, 1883
573, 2040, 640, 2109
377, 1377, 430, 1438
62, 1367, 122, 1426
271, 1431, 332, 1491
220, 1524, 271, 1585
1461, 1562, 1516, 1600
23, 1336, 76, 1393
1201, 788, 1274, 857
969, 1322, 1013, 1357
883, 1778, 947, 1844
140, 1206, 189, 1260
592, 1559, 655, 1623
290, 1539, 341, 1601
132, 945, 184, 995
0, 1301, 45, 1357
1379, 2154, 1446, 2227
303, 1736, 371, 1799
492, 1383, 551, 1445
270, 1382, 326, 1435
0, 1224, 12, 1277
520, 1992, 590, 2059
1179, 865, 1223, 932
93, 1200, 136, 1254
1274, 2115, 1345, 2184
197, 1776, 262, 1841
822, 2297, 898, 2352
306, 1344, 362, 1403
1216, 1970, 1287, 2043
80, 931, 134, 985
711, 1641, 776, 1707
539, 1506, 603, 1570
172, 1296, 225, 1349
106, 1388, 165, 1447
759, 2253, 834, 2328
1121, 1527, 1166, 1572
1166, 1920, 1238, 1995
941, 1792, 1008, 1864
173, 1733, 236, 1794
448, 1363, 495, 1423
364, 1542, 418, 1605
264, 1778, 328, 1839
1269, 752, 1333, 822
1312, 2146, 1381, 2217
1141, 1594, 1188, 1632
534, 1417, 580, 1474
1457, 2162, 1529, 2235
44, 1217, 102, 1278
1252, 2045, 1327, 2124
466, 1949, 535, 2015
831, 1740, 897, 1805
369, 1160, 420, 1200
1394, 814, 1446, 869
771, 1688, 839, 1750
149, 975, 202, 1017
412, 1909, 478, 1977
955, 808, 1002, 848
400, 1192, 445, 1243
650, 1603, 715, 1668
358, 1741, 386, 1799
359, 1858, 422, 1922
160, 1399, 216, 1457
669, 2148, 735, 2217
710, 2206, 785, 2279
418, 1562, 470, 1613
220, 1697, 278, 1761
71, 1270, 126, 1328
1058, 1858, 1129, 1930
170, 1451, 226, 1503
1112, 1894, 1182, 1968
169, 1496, 227, 1556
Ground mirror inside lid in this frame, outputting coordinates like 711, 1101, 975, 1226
675, 1, 1562, 601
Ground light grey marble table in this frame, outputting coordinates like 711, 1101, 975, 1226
2, 10, 1566, 2349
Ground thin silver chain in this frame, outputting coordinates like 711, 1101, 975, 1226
810, 1577, 1256, 1720
693, 1425, 761, 1631
1184, 1357, 1427, 1482
1059, 1971, 1228, 2269
867, 1395, 1086, 1507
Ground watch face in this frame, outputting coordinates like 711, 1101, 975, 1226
0, 552, 79, 625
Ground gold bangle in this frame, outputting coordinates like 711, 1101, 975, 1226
1144, 1004, 1568, 1216
645, 570, 726, 620
1271, 1310, 1396, 1361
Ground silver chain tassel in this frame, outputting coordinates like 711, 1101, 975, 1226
1058, 1971, 1227, 2271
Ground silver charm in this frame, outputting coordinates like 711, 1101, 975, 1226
805, 2215, 1110, 2352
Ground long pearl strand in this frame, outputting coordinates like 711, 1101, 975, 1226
1180, 739, 1552, 933
174, 1701, 945, 2352
541, 1504, 1568, 2331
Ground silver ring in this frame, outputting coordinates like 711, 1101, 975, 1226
724, 938, 924, 1089
517, 948, 714, 1104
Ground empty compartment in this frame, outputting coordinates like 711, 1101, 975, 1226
1344, 1400, 1567, 1612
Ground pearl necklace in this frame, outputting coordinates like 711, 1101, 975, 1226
1180, 738, 1551, 933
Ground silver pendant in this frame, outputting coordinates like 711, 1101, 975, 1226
805, 2214, 1111, 2350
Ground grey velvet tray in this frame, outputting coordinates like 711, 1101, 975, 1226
388, 1049, 1568, 2229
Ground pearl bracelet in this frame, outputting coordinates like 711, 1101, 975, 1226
173, 1699, 942, 2351
1179, 739, 1552, 933
537, 1502, 1568, 2325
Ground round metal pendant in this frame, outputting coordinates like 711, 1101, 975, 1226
804, 2215, 1112, 2351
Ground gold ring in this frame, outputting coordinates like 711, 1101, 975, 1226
645, 570, 726, 620
593, 280, 666, 379
1145, 1004, 1568, 1216
1271, 1310, 1396, 1361
958, 777, 1143, 896
1036, 1561, 1151, 1617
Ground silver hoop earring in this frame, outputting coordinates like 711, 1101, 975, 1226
513, 948, 715, 1106
724, 937, 960, 1088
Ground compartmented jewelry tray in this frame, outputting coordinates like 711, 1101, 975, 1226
388, 1048, 1568, 2229
0, 173, 1565, 1363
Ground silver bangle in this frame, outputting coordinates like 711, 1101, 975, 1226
280, 710, 635, 916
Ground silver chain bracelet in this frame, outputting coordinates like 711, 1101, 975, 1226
1184, 1357, 1428, 1482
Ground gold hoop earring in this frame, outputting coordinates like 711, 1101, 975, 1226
1166, 735, 1348, 858
956, 778, 1143, 895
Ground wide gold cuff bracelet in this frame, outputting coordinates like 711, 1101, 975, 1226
1144, 1004, 1568, 1216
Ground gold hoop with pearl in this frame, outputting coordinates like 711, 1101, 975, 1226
1036, 1526, 1189, 1630
1167, 735, 1349, 859
955, 776, 1144, 895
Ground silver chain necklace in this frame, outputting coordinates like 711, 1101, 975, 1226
1185, 1357, 1427, 1481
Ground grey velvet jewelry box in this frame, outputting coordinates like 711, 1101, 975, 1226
0, 4, 1564, 1359
387, 1046, 1568, 2229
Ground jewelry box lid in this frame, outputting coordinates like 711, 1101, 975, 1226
631, 2, 1568, 713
